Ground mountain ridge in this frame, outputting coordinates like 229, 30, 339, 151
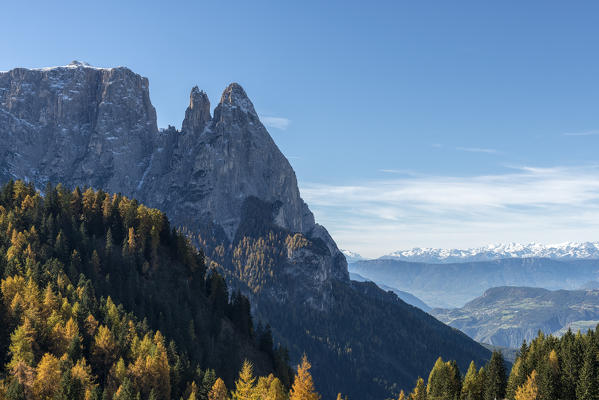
431, 285, 599, 348
349, 272, 431, 312
381, 241, 599, 263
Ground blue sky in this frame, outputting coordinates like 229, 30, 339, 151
2, 1, 599, 257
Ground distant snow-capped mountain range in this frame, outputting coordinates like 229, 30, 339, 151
344, 242, 599, 264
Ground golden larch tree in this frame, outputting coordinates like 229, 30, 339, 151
410, 377, 427, 400
232, 359, 257, 400
515, 370, 538, 400
289, 354, 321, 400
33, 353, 61, 399
209, 378, 229, 400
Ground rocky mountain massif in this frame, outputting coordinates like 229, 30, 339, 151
350, 257, 599, 308
432, 286, 599, 348
0, 62, 490, 399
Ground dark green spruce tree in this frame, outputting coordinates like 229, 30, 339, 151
484, 351, 507, 400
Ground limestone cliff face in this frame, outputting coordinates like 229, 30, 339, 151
0, 62, 349, 307
0, 61, 157, 192
144, 83, 319, 242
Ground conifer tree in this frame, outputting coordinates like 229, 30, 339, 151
427, 357, 460, 400
256, 374, 286, 400
7, 319, 35, 370
201, 369, 217, 400
461, 361, 483, 400
538, 349, 559, 400
209, 378, 228, 400
427, 357, 447, 400
266, 376, 286, 400
484, 351, 507, 400
114, 377, 137, 400
105, 228, 113, 256
289, 354, 320, 400
576, 345, 599, 400
56, 368, 83, 400
33, 353, 61, 399
447, 360, 462, 399
560, 330, 583, 400
5, 378, 26, 400
92, 325, 117, 380
127, 227, 136, 254
70, 187, 83, 217
410, 377, 427, 400
506, 358, 525, 400
515, 370, 538, 400
232, 360, 257, 400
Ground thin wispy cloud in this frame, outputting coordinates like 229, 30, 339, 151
563, 129, 599, 136
260, 116, 290, 130
379, 169, 420, 176
456, 146, 499, 154
300, 165, 599, 258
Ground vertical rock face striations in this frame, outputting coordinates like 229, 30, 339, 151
0, 62, 490, 400
0, 61, 158, 193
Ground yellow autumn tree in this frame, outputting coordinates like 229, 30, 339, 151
266, 377, 287, 400
209, 378, 229, 400
92, 325, 117, 378
1, 275, 27, 310
42, 284, 59, 317
289, 354, 320, 400
515, 370, 538, 400
255, 374, 274, 399
7, 318, 36, 370
232, 359, 257, 400
187, 381, 199, 400
33, 353, 61, 398
71, 357, 97, 397
128, 331, 171, 399
410, 377, 427, 400
128, 227, 136, 253
148, 331, 171, 399
256, 374, 286, 400
11, 360, 35, 395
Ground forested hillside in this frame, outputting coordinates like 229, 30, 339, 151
399, 324, 599, 400
0, 181, 297, 399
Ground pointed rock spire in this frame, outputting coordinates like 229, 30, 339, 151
181, 86, 211, 134
213, 83, 258, 122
